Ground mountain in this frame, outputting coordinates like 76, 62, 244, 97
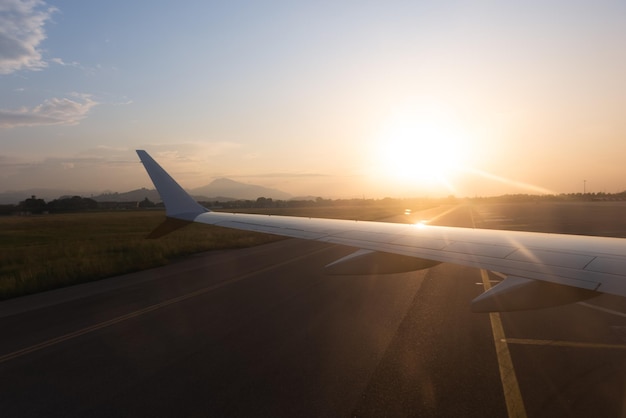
92, 188, 162, 202
0, 188, 92, 205
93, 178, 292, 202
91, 188, 232, 203
0, 178, 292, 205
190, 178, 293, 200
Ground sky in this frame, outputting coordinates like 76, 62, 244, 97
1, 0, 625, 198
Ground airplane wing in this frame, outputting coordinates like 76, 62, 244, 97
136, 150, 626, 312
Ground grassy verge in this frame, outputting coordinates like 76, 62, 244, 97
0, 211, 282, 300
1, 203, 434, 300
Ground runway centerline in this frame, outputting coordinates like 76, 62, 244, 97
0, 245, 332, 365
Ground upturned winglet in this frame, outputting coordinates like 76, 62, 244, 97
136, 150, 209, 220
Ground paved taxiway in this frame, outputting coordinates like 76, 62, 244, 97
0, 202, 625, 417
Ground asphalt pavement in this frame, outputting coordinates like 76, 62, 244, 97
0, 202, 625, 417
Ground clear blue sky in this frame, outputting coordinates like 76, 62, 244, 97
1, 0, 625, 197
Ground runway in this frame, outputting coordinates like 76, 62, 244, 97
0, 202, 625, 417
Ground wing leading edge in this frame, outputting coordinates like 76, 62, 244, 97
136, 150, 626, 311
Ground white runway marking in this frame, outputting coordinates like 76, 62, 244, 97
578, 302, 626, 318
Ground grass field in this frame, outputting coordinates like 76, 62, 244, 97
0, 210, 284, 300
1, 203, 426, 300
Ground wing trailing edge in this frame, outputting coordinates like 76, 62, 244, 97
325, 249, 440, 275
471, 276, 601, 312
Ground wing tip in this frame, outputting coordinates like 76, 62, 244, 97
136, 150, 209, 219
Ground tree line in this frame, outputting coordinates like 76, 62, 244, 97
3, 191, 626, 217
0, 196, 160, 215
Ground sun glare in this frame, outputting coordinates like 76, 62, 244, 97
374, 104, 470, 192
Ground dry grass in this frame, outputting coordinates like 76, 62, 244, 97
0, 211, 282, 300
1, 202, 434, 300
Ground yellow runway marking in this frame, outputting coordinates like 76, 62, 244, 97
0, 246, 330, 365
503, 338, 626, 350
0, 296, 186, 364
481, 269, 528, 418
467, 205, 527, 418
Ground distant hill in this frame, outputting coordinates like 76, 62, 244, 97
0, 188, 92, 205
91, 188, 239, 203
92, 188, 162, 203
0, 178, 292, 205
190, 178, 292, 200
92, 178, 291, 202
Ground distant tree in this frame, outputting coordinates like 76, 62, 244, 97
137, 197, 156, 208
0, 204, 16, 216
256, 197, 275, 208
47, 196, 98, 212
315, 197, 330, 205
18, 195, 47, 214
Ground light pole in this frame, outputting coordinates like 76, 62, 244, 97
583, 179, 586, 194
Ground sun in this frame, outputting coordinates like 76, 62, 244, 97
374, 104, 470, 191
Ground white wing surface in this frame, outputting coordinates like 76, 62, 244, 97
137, 150, 626, 312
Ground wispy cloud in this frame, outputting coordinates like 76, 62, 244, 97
0, 0, 56, 75
143, 141, 243, 161
0, 153, 143, 192
50, 57, 82, 69
229, 172, 330, 179
0, 93, 98, 128
50, 57, 104, 75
